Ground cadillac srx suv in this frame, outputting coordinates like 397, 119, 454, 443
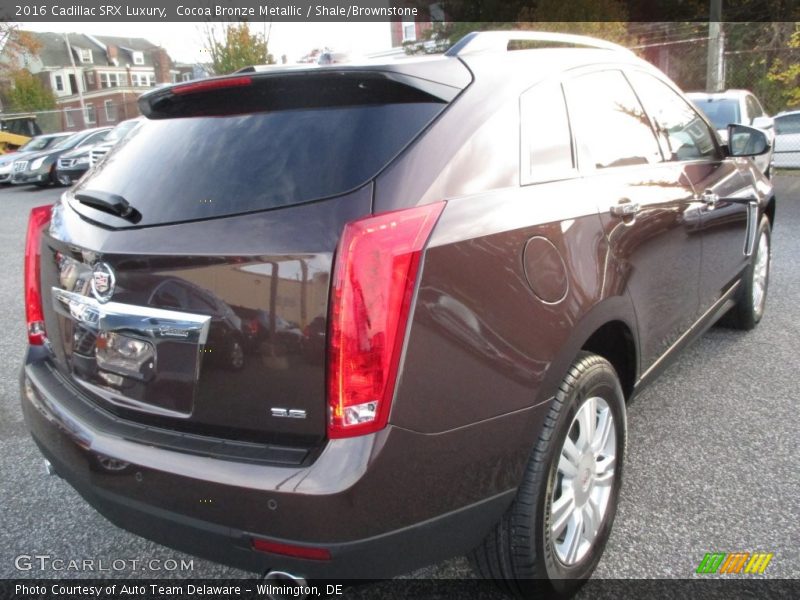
20, 31, 774, 596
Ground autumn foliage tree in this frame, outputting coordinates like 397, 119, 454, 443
0, 23, 41, 74
767, 23, 800, 108
204, 23, 274, 75
5, 69, 56, 112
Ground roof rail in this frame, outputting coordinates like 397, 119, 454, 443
445, 31, 633, 57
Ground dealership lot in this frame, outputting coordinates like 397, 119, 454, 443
1, 177, 797, 586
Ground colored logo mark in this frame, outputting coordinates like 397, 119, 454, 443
696, 552, 774, 574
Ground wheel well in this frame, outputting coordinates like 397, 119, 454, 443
765, 196, 776, 229
582, 321, 637, 401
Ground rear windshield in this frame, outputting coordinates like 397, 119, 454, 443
72, 102, 443, 227
692, 98, 740, 130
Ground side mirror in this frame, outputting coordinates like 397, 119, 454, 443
727, 124, 770, 157
752, 115, 774, 130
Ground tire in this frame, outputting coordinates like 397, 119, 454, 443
725, 216, 771, 330
470, 352, 626, 598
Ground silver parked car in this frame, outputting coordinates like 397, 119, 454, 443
773, 110, 800, 169
687, 89, 775, 176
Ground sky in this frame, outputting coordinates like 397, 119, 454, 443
18, 21, 393, 64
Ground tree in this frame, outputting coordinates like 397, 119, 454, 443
767, 24, 800, 109
203, 23, 274, 75
723, 21, 797, 113
517, 0, 631, 46
405, 0, 630, 55
5, 69, 55, 112
0, 23, 41, 75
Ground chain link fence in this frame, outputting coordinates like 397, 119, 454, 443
632, 22, 800, 170
2, 97, 141, 134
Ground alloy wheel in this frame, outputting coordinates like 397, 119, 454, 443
550, 396, 617, 566
751, 232, 769, 315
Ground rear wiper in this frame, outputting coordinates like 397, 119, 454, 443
74, 190, 142, 223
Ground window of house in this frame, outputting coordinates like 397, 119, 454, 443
131, 73, 155, 87
520, 80, 576, 184
132, 51, 145, 65
564, 69, 662, 170
54, 74, 64, 92
99, 72, 123, 88
84, 104, 96, 124
79, 48, 93, 63
65, 109, 76, 128
86, 72, 95, 86
105, 100, 117, 122
181, 72, 192, 82
628, 71, 718, 162
402, 19, 417, 42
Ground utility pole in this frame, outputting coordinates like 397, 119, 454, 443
63, 33, 87, 127
706, 0, 725, 92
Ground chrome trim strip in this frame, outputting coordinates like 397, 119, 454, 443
638, 281, 740, 384
52, 288, 211, 344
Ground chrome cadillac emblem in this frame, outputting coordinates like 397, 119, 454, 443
91, 262, 115, 303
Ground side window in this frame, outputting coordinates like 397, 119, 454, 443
628, 71, 718, 162
520, 81, 575, 184
775, 114, 800, 134
746, 95, 764, 121
563, 70, 661, 170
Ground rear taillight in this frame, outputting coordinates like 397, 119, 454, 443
24, 204, 52, 345
327, 202, 445, 438
172, 76, 252, 95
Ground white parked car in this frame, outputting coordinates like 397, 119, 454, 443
687, 89, 775, 176
773, 110, 800, 169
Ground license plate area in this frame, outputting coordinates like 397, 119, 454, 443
52, 288, 211, 418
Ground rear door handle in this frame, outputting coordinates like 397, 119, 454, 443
610, 201, 640, 217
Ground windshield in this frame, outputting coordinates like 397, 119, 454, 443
19, 135, 61, 152
692, 98, 741, 130
50, 133, 83, 150
106, 119, 140, 142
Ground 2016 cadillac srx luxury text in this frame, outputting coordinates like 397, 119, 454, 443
21, 32, 774, 596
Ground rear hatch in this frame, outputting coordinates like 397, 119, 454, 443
39, 64, 467, 449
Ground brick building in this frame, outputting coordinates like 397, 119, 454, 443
2, 31, 177, 131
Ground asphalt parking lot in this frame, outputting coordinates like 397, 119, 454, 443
0, 177, 797, 590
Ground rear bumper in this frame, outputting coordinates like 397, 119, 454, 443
20, 347, 536, 578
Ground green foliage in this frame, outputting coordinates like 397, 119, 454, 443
5, 69, 55, 112
204, 23, 274, 75
767, 25, 800, 109
405, 1, 630, 55
403, 17, 799, 113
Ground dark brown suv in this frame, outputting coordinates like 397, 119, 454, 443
21, 31, 774, 595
